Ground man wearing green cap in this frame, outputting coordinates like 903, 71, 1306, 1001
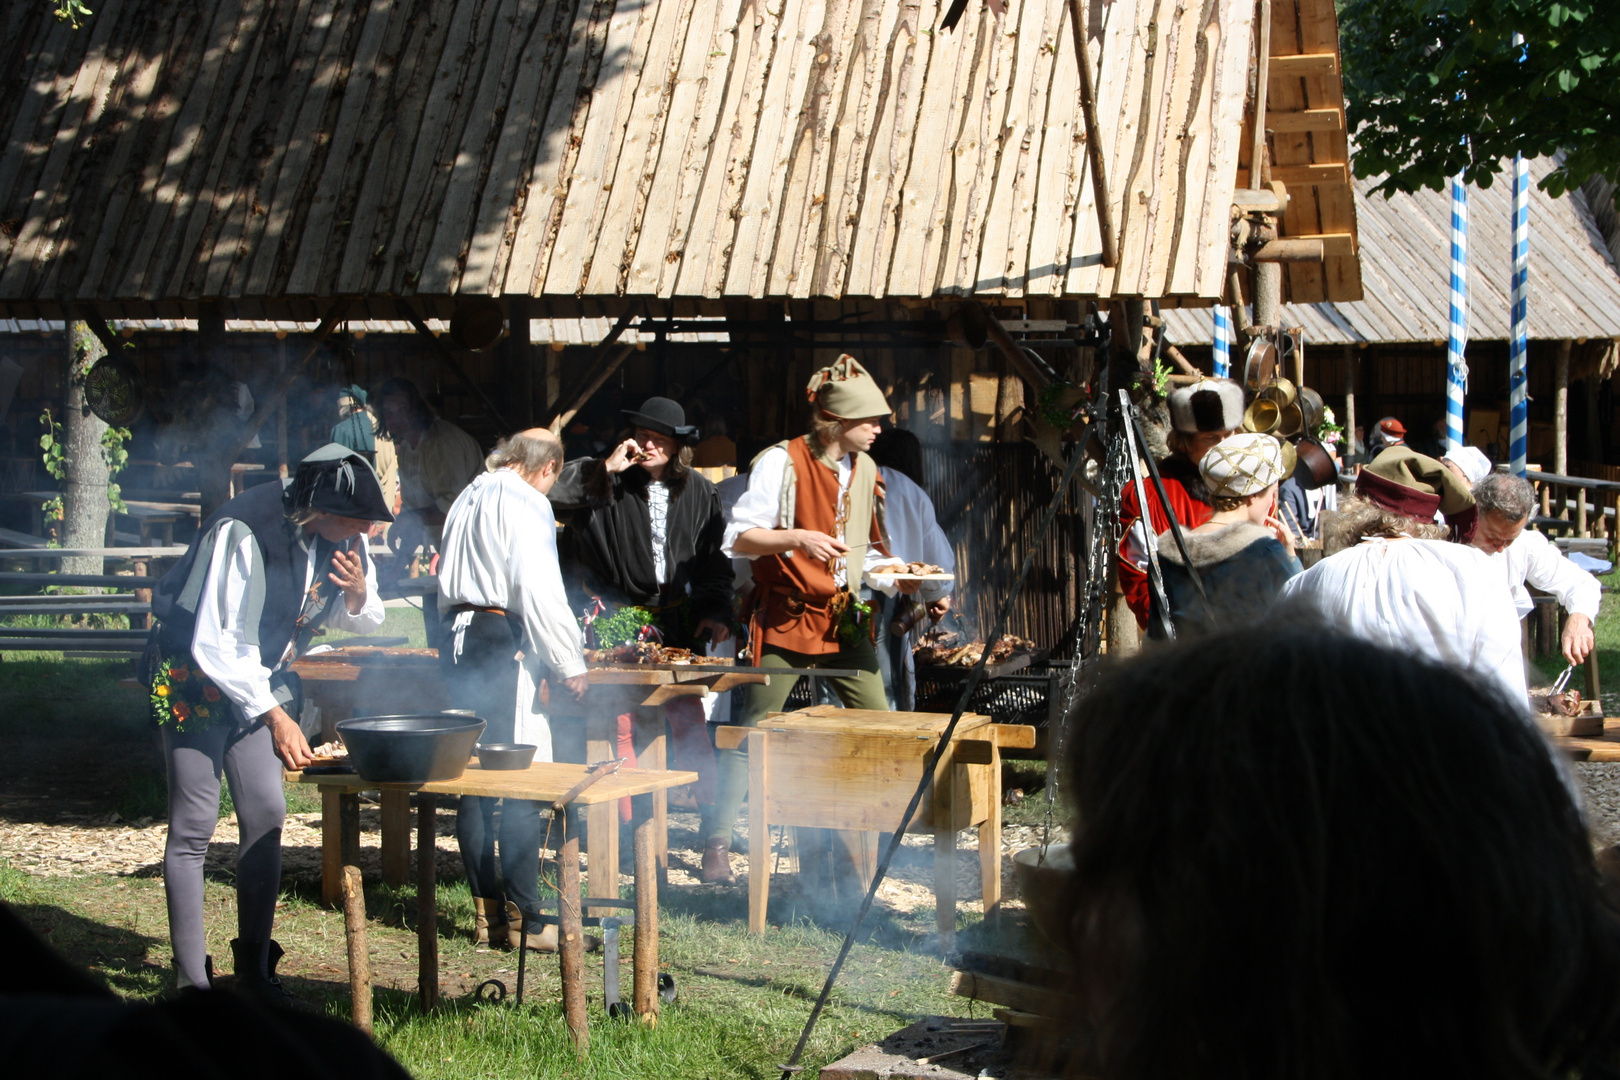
704, 356, 916, 885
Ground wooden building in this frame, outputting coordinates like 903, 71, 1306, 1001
0, 0, 1363, 649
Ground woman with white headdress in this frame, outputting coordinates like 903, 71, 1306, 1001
1152, 433, 1302, 639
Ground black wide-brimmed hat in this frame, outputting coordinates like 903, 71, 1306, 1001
284, 443, 395, 522
622, 397, 700, 445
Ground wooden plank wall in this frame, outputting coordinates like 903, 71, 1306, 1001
0, 0, 1257, 315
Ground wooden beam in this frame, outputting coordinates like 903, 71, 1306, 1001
543, 308, 639, 433
1249, 0, 1273, 190
976, 302, 1056, 391
1253, 238, 1326, 262
1232, 187, 1288, 214
1268, 52, 1339, 78
75, 305, 123, 356
225, 302, 350, 463
1066, 0, 1118, 268
1268, 107, 1344, 133
399, 302, 514, 432
1282, 232, 1356, 257
1270, 163, 1350, 187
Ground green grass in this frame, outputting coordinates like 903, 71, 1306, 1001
322, 603, 432, 649
1529, 569, 1620, 711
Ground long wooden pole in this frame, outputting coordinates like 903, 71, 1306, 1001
1065, 0, 1118, 268
1555, 338, 1571, 475
1249, 0, 1273, 191
417, 794, 439, 1011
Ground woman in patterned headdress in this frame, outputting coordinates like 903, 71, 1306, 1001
1153, 433, 1301, 639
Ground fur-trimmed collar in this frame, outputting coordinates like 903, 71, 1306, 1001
1156, 522, 1276, 568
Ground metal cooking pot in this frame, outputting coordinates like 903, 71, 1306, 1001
1294, 438, 1338, 490
336, 714, 486, 783
476, 743, 537, 771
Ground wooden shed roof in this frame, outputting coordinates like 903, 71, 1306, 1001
0, 0, 1284, 318
1162, 157, 1620, 345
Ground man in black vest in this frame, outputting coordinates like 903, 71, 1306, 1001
148, 445, 393, 1003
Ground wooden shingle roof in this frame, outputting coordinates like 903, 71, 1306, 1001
1161, 157, 1620, 345
0, 0, 1270, 317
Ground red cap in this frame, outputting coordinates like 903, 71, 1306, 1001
1379, 418, 1407, 437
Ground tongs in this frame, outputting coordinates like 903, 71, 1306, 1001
1552, 663, 1577, 695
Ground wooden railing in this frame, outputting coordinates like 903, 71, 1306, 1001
1528, 465, 1620, 553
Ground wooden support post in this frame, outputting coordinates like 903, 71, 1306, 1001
380, 790, 411, 887
558, 811, 589, 1055
1579, 486, 1590, 538
1249, 0, 1273, 191
935, 787, 957, 955
342, 864, 373, 1035
131, 559, 150, 630
322, 790, 343, 908
1254, 262, 1282, 332
417, 793, 439, 1011
748, 732, 769, 935
1556, 339, 1571, 475
508, 295, 535, 428
1065, 0, 1118, 268
633, 798, 659, 1022
1342, 345, 1358, 466
979, 738, 1002, 921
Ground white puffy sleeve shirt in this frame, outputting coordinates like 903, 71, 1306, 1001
1499, 529, 1602, 621
190, 523, 385, 720
722, 446, 900, 593
1279, 538, 1527, 705
436, 469, 588, 681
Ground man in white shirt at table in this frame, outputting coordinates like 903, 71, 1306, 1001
437, 428, 588, 953
1469, 471, 1601, 668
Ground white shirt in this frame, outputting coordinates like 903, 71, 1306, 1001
722, 445, 900, 592
716, 473, 754, 596
878, 467, 955, 603
436, 469, 587, 681
1495, 529, 1602, 621
1279, 538, 1527, 705
396, 418, 484, 543
647, 480, 670, 586
191, 523, 385, 720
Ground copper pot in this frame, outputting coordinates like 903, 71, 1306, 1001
1295, 438, 1338, 490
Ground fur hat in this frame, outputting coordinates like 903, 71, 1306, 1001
1168, 379, 1244, 434
1200, 433, 1288, 500
807, 355, 891, 420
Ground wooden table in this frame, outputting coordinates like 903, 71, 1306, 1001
287, 759, 696, 1051
545, 663, 776, 912
715, 706, 1036, 952
291, 649, 449, 902
1555, 718, 1620, 760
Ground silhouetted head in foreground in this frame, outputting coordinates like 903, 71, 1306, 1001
1062, 623, 1620, 1080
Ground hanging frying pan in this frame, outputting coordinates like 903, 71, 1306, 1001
84, 354, 145, 426
1242, 338, 1278, 393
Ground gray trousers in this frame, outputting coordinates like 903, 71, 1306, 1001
162, 720, 286, 989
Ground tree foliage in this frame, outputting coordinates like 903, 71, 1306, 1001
1340, 0, 1618, 196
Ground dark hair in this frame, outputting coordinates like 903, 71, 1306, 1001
869, 427, 925, 486
618, 426, 693, 494
374, 378, 435, 438
1061, 622, 1620, 1080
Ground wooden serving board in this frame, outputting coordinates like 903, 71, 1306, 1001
869, 572, 956, 581
1536, 699, 1604, 739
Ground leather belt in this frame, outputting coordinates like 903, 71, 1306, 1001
449, 603, 508, 617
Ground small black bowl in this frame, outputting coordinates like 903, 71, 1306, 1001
476, 743, 537, 771
336, 714, 486, 783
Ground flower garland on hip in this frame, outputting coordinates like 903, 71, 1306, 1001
150, 657, 226, 733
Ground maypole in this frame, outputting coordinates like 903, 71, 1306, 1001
1508, 37, 1531, 476
1445, 170, 1469, 455
1212, 304, 1233, 378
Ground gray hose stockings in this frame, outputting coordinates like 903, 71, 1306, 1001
162, 721, 286, 989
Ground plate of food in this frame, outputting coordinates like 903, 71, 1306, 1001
869, 561, 956, 581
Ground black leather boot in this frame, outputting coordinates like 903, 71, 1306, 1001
231, 938, 310, 1010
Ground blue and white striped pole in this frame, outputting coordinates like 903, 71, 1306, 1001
1508, 46, 1531, 475
1212, 304, 1232, 377
1446, 171, 1469, 455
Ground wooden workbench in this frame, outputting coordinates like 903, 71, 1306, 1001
1555, 718, 1620, 761
544, 662, 776, 911
715, 706, 1036, 951
287, 759, 696, 1051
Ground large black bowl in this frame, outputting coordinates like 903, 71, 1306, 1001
336, 714, 486, 783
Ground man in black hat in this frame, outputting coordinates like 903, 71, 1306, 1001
147, 445, 393, 1004
550, 397, 733, 811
